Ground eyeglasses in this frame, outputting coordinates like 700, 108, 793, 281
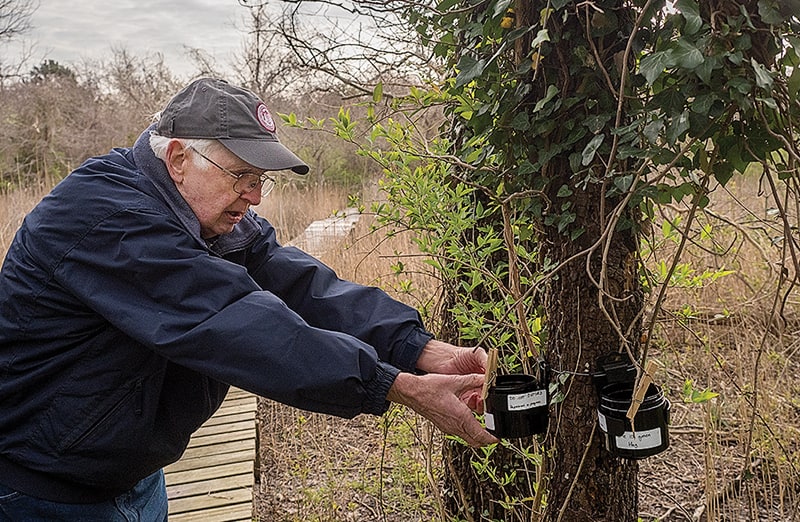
188, 146, 276, 197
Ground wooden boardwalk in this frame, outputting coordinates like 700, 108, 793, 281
165, 388, 257, 521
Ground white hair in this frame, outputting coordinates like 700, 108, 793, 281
148, 132, 223, 165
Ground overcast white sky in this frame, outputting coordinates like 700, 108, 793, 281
3, 0, 249, 77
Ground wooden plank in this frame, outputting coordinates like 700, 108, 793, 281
194, 419, 254, 437
168, 503, 252, 522
187, 428, 253, 448
224, 388, 251, 399
213, 400, 256, 417
200, 411, 254, 427
178, 439, 255, 461
166, 451, 254, 476
166, 387, 257, 520
166, 474, 253, 500
168, 486, 252, 513
167, 461, 248, 484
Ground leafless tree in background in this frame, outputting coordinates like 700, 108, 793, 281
232, 2, 304, 100
0, 0, 37, 80
0, 0, 34, 44
236, 0, 442, 100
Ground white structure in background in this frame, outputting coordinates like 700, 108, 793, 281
288, 208, 362, 258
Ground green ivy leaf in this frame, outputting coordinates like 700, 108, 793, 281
436, 0, 461, 11
786, 36, 800, 67
492, 0, 514, 18
666, 110, 690, 144
717, 135, 750, 174
455, 56, 487, 88
643, 120, 664, 145
557, 184, 573, 197
651, 87, 687, 116
676, 0, 702, 34
533, 85, 559, 112
757, 0, 784, 25
751, 58, 774, 89
511, 112, 530, 130
581, 134, 604, 166
672, 38, 705, 70
727, 76, 752, 95
789, 66, 800, 98
583, 114, 612, 134
694, 55, 719, 84
691, 93, 716, 115
557, 211, 576, 233
614, 174, 634, 193
531, 29, 550, 48
518, 160, 537, 175
714, 162, 735, 186
639, 50, 672, 85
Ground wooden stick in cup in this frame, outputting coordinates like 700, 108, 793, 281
626, 359, 659, 426
482, 347, 499, 400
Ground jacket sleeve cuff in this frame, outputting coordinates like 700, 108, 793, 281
363, 361, 401, 416
390, 326, 434, 372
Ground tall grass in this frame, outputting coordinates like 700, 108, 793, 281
0, 184, 52, 260
637, 174, 800, 521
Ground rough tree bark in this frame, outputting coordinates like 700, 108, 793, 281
541, 164, 643, 521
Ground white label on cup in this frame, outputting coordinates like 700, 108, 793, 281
597, 411, 607, 432
506, 389, 547, 411
484, 412, 495, 430
615, 427, 662, 450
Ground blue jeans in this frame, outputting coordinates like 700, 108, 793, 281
0, 469, 168, 521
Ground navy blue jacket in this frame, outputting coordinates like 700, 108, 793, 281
0, 128, 432, 502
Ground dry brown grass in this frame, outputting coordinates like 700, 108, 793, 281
637, 175, 800, 521
254, 188, 446, 522
0, 183, 53, 259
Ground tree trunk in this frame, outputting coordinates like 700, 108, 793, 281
541, 174, 643, 521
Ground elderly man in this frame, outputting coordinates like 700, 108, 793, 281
0, 78, 496, 521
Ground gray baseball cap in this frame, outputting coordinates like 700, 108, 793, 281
155, 78, 309, 175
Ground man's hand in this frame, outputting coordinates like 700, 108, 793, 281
415, 339, 488, 376
387, 372, 498, 447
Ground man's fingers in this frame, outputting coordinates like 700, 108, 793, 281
461, 414, 499, 446
453, 375, 497, 446
463, 391, 481, 412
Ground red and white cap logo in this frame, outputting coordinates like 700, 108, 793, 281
256, 102, 276, 133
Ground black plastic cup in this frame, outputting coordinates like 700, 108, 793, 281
484, 374, 549, 439
597, 382, 671, 459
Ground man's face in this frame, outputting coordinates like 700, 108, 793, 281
168, 142, 263, 239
